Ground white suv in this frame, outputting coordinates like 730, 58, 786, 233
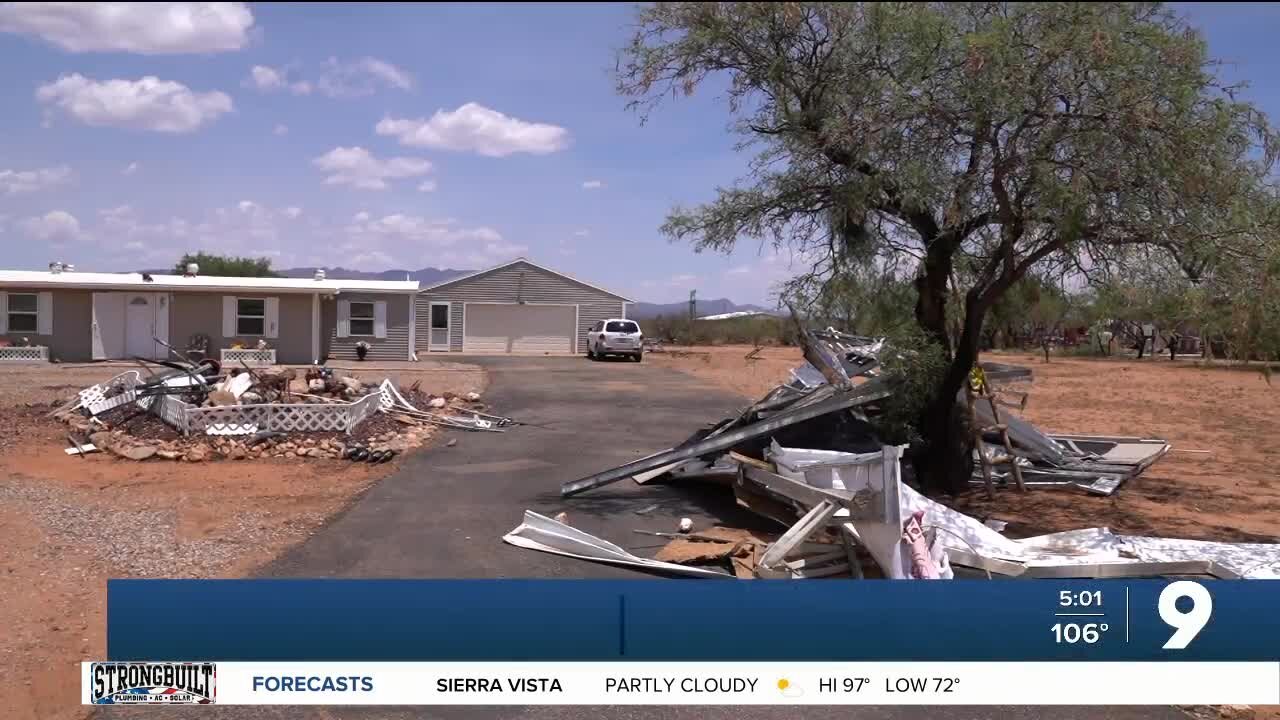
587, 319, 643, 361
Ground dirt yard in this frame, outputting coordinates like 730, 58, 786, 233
650, 345, 1280, 544
0, 360, 485, 720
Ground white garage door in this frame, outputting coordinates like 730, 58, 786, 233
463, 303, 575, 354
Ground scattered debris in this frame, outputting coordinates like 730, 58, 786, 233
634, 504, 659, 516
502, 511, 731, 578
47, 362, 513, 464
528, 323, 1279, 581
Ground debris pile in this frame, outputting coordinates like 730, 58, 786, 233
52, 350, 509, 462
504, 324, 1280, 581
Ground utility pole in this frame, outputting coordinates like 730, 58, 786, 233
687, 289, 697, 345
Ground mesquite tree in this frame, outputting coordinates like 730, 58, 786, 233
618, 2, 1277, 493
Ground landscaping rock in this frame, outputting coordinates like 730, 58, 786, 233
89, 431, 113, 451
465, 392, 481, 402
446, 438, 457, 447
229, 446, 248, 460
185, 447, 208, 463
285, 451, 297, 459
340, 376, 364, 392
112, 444, 157, 462
156, 449, 182, 461
429, 397, 447, 409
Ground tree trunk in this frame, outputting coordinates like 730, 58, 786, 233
912, 294, 985, 496
914, 245, 954, 354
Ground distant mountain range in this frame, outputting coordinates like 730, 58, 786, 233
140, 265, 470, 286
627, 298, 778, 319
274, 266, 469, 285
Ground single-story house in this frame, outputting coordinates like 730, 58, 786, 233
415, 258, 633, 354
0, 269, 419, 364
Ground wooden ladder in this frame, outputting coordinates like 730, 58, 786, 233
967, 367, 1026, 498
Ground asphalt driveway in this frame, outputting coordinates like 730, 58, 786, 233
100, 357, 1184, 720
264, 355, 756, 579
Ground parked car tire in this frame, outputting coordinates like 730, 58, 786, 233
587, 347, 597, 360
633, 352, 643, 362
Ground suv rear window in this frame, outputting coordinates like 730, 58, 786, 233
606, 321, 639, 333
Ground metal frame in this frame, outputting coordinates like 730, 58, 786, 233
561, 379, 890, 496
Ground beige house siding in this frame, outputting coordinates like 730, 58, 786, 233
0, 287, 92, 361
416, 261, 626, 353
324, 292, 412, 362
170, 292, 315, 364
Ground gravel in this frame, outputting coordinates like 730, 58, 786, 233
0, 479, 310, 578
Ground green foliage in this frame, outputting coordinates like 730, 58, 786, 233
638, 314, 794, 346
618, 2, 1279, 491
174, 252, 278, 277
871, 326, 950, 446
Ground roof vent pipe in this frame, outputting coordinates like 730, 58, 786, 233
49, 261, 63, 274
63, 263, 74, 272
185, 262, 199, 277
314, 269, 326, 281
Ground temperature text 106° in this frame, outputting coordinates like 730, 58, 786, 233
1051, 622, 1109, 644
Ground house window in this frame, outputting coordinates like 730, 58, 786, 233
236, 298, 265, 336
7, 293, 38, 333
349, 301, 375, 336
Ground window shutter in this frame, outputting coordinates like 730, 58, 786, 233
0, 293, 7, 335
222, 296, 237, 337
337, 300, 350, 338
264, 297, 279, 339
374, 301, 387, 339
37, 292, 53, 335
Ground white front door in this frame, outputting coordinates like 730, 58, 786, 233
124, 293, 157, 359
429, 302, 450, 351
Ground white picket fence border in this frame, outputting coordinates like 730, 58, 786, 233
0, 346, 49, 362
220, 348, 276, 367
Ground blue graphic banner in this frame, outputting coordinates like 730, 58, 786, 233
107, 579, 1280, 661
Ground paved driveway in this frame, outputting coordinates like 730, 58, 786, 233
101, 357, 1183, 720
264, 355, 755, 579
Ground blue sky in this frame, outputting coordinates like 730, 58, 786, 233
0, 3, 1276, 305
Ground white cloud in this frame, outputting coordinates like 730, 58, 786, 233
316, 56, 412, 98
376, 102, 569, 157
726, 265, 751, 275
36, 74, 232, 133
669, 273, 698, 285
121, 161, 139, 176
582, 179, 604, 190
0, 2, 255, 54
244, 65, 311, 95
20, 210, 82, 242
0, 165, 72, 194
273, 123, 288, 136
283, 206, 302, 219
573, 229, 589, 237
341, 213, 523, 269
417, 179, 437, 193
312, 146, 432, 190
558, 238, 576, 256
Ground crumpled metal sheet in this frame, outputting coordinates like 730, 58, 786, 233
502, 510, 732, 578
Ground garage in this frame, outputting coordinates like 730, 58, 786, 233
416, 259, 632, 355
463, 303, 576, 354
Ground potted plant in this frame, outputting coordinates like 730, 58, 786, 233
355, 340, 370, 361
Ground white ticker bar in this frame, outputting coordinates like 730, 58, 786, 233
83, 661, 1280, 706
